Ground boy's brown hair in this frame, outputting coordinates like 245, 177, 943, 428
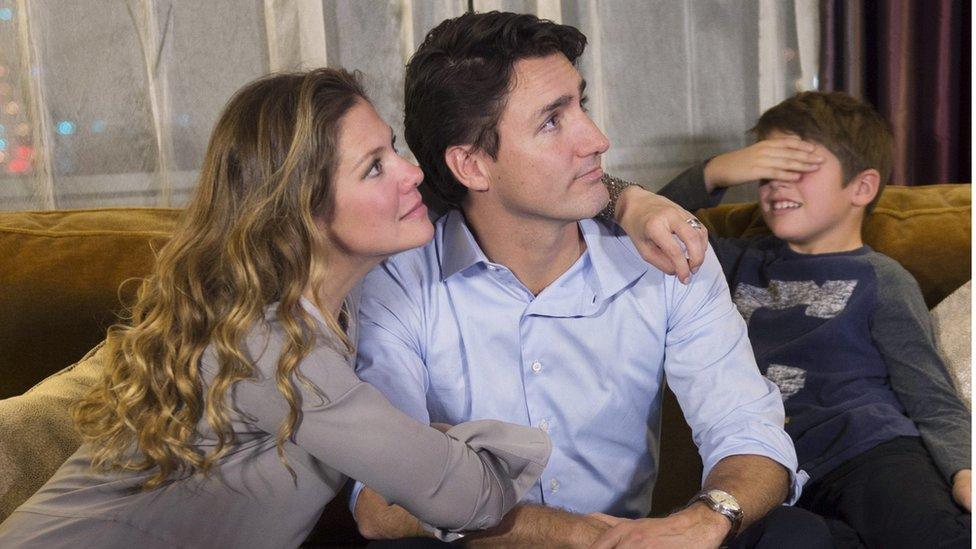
750, 91, 893, 214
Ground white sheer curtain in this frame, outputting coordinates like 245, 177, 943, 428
0, 0, 816, 210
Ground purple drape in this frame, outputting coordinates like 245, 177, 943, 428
819, 0, 970, 185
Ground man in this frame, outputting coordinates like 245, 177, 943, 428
352, 11, 830, 548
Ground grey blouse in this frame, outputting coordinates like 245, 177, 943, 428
0, 297, 550, 548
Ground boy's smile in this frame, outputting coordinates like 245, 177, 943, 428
758, 130, 871, 255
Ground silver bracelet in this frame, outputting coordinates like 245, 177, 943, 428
598, 173, 638, 220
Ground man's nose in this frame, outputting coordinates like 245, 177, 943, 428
578, 115, 610, 157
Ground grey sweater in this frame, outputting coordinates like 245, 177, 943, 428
0, 296, 550, 548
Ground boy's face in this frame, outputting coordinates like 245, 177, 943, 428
475, 53, 611, 222
758, 130, 866, 254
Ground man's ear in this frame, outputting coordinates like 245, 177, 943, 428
849, 168, 880, 208
445, 144, 491, 192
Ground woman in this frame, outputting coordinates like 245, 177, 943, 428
0, 69, 549, 548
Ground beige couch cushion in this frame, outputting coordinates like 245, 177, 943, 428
0, 344, 102, 519
930, 281, 972, 409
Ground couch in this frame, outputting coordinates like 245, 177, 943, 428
0, 184, 970, 545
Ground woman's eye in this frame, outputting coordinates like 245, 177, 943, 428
366, 159, 382, 178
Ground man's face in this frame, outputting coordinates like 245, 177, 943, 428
758, 130, 865, 253
476, 53, 610, 222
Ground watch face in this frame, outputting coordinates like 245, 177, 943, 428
708, 489, 741, 511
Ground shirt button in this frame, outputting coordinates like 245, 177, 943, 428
531, 361, 542, 373
538, 418, 550, 432
549, 478, 560, 492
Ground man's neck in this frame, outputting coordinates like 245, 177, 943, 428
461, 201, 586, 296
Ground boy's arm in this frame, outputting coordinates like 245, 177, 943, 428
701, 137, 823, 191
867, 256, 972, 498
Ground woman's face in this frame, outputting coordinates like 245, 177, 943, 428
326, 100, 433, 261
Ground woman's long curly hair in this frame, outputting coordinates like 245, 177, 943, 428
73, 68, 367, 489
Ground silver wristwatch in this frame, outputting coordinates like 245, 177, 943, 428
688, 488, 743, 547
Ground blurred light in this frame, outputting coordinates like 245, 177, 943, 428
91, 119, 107, 133
30, 67, 39, 77
177, 113, 190, 127
56, 120, 75, 135
15, 145, 31, 159
0, 124, 5, 135
0, 138, 6, 151
0, 151, 5, 163
0, 83, 10, 95
15, 123, 29, 136
0, 8, 13, 22
4, 101, 19, 115
8, 158, 30, 174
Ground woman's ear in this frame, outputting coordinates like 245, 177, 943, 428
849, 168, 880, 208
444, 145, 491, 192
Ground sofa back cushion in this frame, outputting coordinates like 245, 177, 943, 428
0, 208, 181, 399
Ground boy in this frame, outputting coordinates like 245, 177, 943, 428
655, 91, 971, 548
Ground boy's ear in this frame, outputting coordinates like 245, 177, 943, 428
849, 168, 881, 208
444, 145, 491, 192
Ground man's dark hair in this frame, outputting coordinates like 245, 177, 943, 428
404, 11, 587, 207
751, 91, 893, 214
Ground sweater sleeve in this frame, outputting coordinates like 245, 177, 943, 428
657, 161, 726, 211
866, 253, 972, 482
204, 324, 551, 532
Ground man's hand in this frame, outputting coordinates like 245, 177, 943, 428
355, 487, 428, 540
587, 503, 729, 549
953, 469, 971, 512
703, 137, 824, 192
614, 186, 708, 284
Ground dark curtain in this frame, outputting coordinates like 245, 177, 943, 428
819, 0, 970, 186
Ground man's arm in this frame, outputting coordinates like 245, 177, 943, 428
589, 455, 788, 549
356, 489, 610, 547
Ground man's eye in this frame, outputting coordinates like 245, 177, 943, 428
542, 114, 559, 130
366, 159, 382, 178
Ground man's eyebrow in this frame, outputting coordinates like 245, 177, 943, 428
352, 128, 395, 172
536, 79, 588, 119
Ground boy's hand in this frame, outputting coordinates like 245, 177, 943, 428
952, 469, 971, 512
703, 137, 824, 192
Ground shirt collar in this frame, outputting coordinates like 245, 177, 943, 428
439, 210, 488, 281
577, 219, 651, 301
439, 210, 649, 299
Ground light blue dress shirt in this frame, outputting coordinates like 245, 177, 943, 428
353, 210, 805, 518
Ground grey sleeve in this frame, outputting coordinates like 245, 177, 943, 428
867, 254, 972, 482
657, 161, 727, 212
224, 332, 551, 532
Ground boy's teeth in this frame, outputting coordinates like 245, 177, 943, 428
772, 201, 801, 210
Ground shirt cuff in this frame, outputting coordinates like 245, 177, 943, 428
348, 480, 366, 516
786, 468, 810, 506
